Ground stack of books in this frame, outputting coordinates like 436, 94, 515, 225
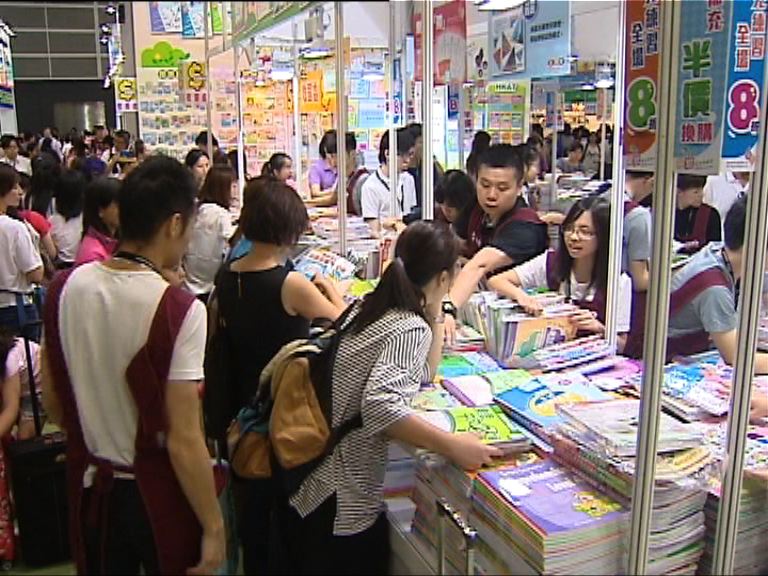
384, 442, 418, 498
441, 369, 533, 407
494, 373, 612, 441
505, 335, 615, 372
472, 459, 629, 574
550, 434, 712, 575
293, 248, 358, 282
415, 405, 531, 456
410, 452, 540, 574
556, 399, 704, 458
460, 292, 576, 364
699, 422, 768, 575
444, 324, 485, 353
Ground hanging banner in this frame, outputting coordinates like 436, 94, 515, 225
721, 0, 766, 172
489, 0, 571, 79
674, 1, 732, 174
623, 0, 661, 171
232, 2, 316, 45
181, 1, 205, 38
414, 0, 467, 84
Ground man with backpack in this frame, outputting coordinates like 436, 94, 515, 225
41, 157, 224, 575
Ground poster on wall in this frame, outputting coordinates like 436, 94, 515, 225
490, 0, 571, 79
181, 1, 205, 38
673, 1, 731, 174
435, 0, 467, 85
487, 80, 529, 145
490, 10, 525, 75
150, 2, 182, 34
623, 0, 660, 171
721, 0, 766, 172
467, 32, 490, 84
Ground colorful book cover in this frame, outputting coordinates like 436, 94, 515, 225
495, 373, 610, 430
442, 375, 494, 407
557, 399, 704, 457
437, 352, 501, 379
416, 405, 529, 449
294, 249, 357, 282
411, 386, 459, 411
484, 369, 534, 395
479, 460, 627, 535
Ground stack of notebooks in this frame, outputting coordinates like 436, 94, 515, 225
552, 398, 711, 575
505, 335, 615, 372
472, 459, 629, 574
698, 422, 768, 575
444, 324, 486, 353
494, 372, 612, 441
384, 442, 418, 498
410, 452, 540, 574
437, 351, 501, 380
460, 292, 577, 364
441, 370, 533, 407
415, 405, 531, 456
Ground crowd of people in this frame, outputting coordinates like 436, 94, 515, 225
0, 118, 765, 576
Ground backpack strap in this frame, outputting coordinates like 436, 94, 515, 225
669, 267, 730, 317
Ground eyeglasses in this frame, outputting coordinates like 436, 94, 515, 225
564, 226, 596, 240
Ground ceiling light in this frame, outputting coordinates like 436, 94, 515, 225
474, 0, 527, 12
105, 4, 117, 16
300, 44, 331, 60
100, 23, 112, 35
99, 35, 110, 46
595, 78, 614, 89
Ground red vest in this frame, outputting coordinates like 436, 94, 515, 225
346, 167, 369, 216
677, 204, 714, 249
43, 270, 203, 574
545, 250, 607, 336
466, 203, 545, 258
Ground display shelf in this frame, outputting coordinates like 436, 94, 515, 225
388, 512, 434, 576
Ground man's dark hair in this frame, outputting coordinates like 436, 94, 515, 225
477, 143, 525, 185
724, 195, 747, 251
195, 130, 219, 148
378, 127, 417, 165
567, 141, 584, 154
114, 129, 131, 143
626, 170, 654, 180
0, 134, 17, 149
240, 179, 308, 246
55, 169, 86, 220
676, 173, 707, 192
119, 156, 197, 243
406, 123, 423, 140
345, 132, 357, 153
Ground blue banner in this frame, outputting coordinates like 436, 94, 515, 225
674, 0, 732, 175
721, 0, 766, 172
489, 0, 571, 79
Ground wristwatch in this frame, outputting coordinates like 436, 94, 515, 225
441, 300, 457, 318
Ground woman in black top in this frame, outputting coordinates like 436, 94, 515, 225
675, 173, 721, 254
216, 178, 345, 575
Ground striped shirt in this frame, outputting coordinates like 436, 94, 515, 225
290, 307, 432, 535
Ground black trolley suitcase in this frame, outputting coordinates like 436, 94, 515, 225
6, 319, 69, 567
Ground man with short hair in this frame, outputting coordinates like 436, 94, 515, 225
675, 173, 721, 254
360, 127, 418, 236
195, 130, 228, 165
42, 156, 225, 575
443, 144, 548, 339
0, 134, 31, 175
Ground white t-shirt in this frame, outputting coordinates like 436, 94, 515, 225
703, 173, 749, 226
0, 155, 32, 176
0, 215, 43, 307
513, 251, 633, 333
58, 263, 206, 485
49, 213, 83, 264
183, 203, 237, 295
360, 167, 418, 221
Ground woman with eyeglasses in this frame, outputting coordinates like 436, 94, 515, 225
488, 196, 633, 348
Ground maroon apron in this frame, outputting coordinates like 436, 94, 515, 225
665, 267, 731, 360
346, 167, 368, 216
466, 203, 545, 258
43, 269, 203, 575
545, 250, 607, 338
678, 204, 714, 249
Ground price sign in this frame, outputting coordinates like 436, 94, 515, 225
115, 77, 137, 113
721, 0, 766, 172
623, 0, 660, 171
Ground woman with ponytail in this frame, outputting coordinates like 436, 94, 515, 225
261, 152, 294, 184
287, 222, 500, 574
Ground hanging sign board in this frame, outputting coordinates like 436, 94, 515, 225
489, 0, 571, 79
116, 77, 138, 113
623, 0, 661, 171
721, 0, 767, 172
674, 1, 732, 174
